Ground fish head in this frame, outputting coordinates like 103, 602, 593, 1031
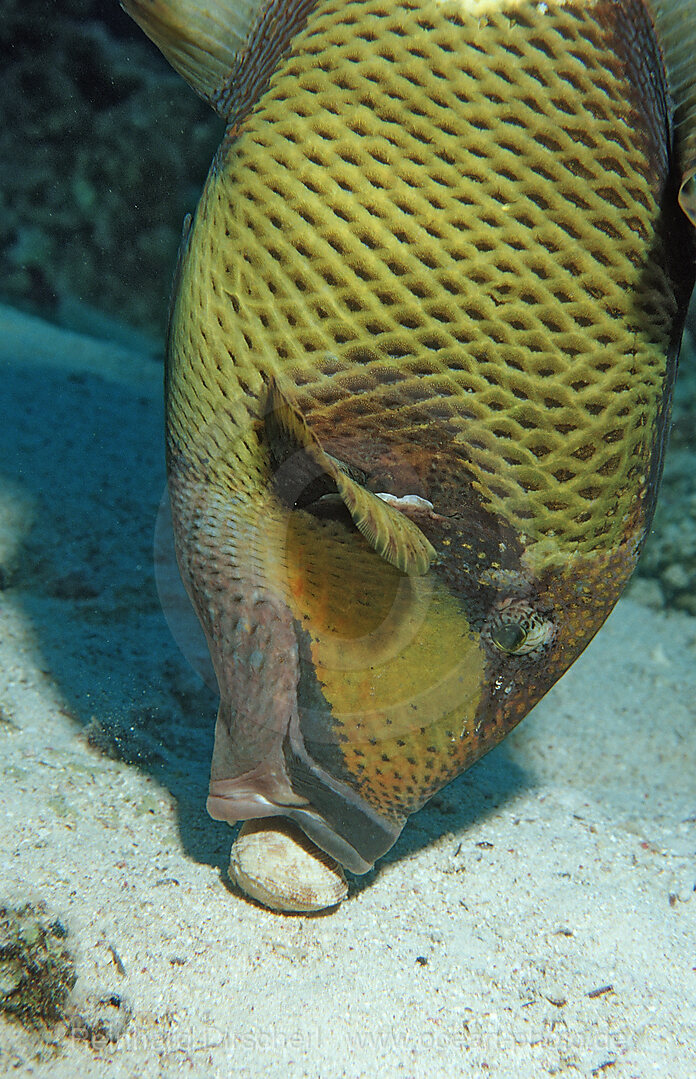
174, 375, 642, 875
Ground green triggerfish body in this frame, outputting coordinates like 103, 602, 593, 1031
124, 0, 696, 884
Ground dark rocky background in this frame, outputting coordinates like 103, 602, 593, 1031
0, 0, 222, 343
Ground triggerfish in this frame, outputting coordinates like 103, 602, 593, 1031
123, 0, 696, 889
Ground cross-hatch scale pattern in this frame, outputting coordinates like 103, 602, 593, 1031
171, 0, 676, 564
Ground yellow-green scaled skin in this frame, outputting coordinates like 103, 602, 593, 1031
164, 0, 695, 871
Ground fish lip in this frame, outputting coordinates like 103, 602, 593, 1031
206, 715, 405, 874
207, 757, 310, 820
207, 789, 381, 875
206, 789, 306, 821
283, 809, 377, 874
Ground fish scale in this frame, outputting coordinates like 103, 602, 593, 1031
125, 0, 696, 876
169, 0, 681, 560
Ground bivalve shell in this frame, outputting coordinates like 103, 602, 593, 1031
228, 818, 348, 913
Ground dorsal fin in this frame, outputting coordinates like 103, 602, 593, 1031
263, 377, 437, 578
121, 0, 318, 124
649, 0, 696, 224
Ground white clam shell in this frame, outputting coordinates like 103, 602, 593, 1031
228, 818, 348, 913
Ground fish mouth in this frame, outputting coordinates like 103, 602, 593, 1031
207, 713, 405, 874
202, 521, 486, 875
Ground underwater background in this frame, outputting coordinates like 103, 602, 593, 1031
1, 2, 694, 1075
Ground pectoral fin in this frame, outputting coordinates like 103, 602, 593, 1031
263, 376, 437, 577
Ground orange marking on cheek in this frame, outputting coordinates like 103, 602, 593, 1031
288, 570, 305, 603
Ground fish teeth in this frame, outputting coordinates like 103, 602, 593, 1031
375, 493, 434, 511
228, 819, 348, 913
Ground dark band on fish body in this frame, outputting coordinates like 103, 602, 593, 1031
282, 724, 404, 873
215, 0, 320, 127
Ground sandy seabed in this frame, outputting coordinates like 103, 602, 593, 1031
0, 304, 694, 1078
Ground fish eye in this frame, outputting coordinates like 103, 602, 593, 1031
491, 622, 527, 653
487, 598, 556, 657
